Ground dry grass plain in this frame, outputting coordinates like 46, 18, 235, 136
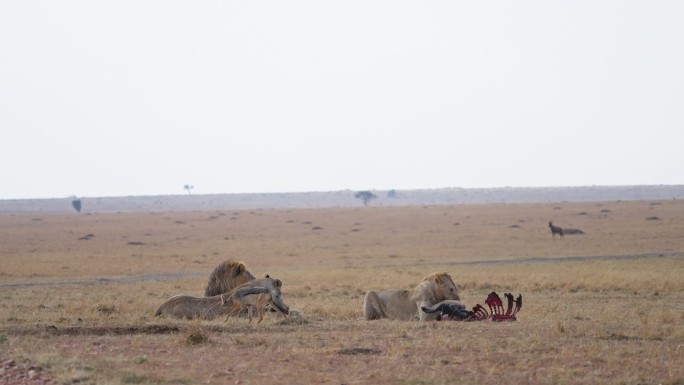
1, 199, 683, 384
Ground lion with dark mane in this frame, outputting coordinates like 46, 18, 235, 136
363, 272, 460, 321
205, 260, 256, 296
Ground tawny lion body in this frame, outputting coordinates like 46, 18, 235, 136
156, 276, 289, 321
205, 260, 256, 297
363, 272, 460, 321
154, 287, 263, 320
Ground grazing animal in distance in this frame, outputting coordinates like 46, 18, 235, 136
549, 221, 564, 239
423, 292, 522, 322
205, 259, 256, 296
363, 272, 461, 321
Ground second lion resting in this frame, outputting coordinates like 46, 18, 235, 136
363, 272, 460, 321
156, 275, 289, 321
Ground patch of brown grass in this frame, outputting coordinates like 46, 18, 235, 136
1, 200, 683, 384
181, 326, 210, 346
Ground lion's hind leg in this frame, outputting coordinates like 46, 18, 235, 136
363, 290, 387, 320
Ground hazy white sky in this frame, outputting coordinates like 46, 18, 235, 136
1, 1, 682, 199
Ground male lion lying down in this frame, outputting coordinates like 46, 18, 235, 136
363, 272, 460, 321
156, 276, 289, 320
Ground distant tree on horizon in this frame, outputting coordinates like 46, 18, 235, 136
354, 191, 377, 206
71, 198, 82, 213
184, 185, 194, 195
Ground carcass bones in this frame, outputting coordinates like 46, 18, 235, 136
421, 291, 522, 322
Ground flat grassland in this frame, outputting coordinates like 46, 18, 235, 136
1, 200, 683, 384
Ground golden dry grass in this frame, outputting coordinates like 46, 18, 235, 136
1, 199, 683, 384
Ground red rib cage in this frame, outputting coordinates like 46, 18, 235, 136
467, 292, 522, 322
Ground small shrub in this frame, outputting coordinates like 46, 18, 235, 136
183, 329, 209, 346
97, 305, 116, 315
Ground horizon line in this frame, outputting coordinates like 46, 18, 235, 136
2, 183, 683, 202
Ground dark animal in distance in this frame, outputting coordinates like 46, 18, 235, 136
549, 221, 564, 238
422, 291, 522, 322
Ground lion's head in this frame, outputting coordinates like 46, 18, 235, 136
204, 260, 256, 296
415, 272, 460, 303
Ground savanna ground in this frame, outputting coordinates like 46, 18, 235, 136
1, 200, 683, 384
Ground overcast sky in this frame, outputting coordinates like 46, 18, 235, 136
1, 1, 682, 199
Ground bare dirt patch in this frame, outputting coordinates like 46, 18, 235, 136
1, 358, 57, 385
